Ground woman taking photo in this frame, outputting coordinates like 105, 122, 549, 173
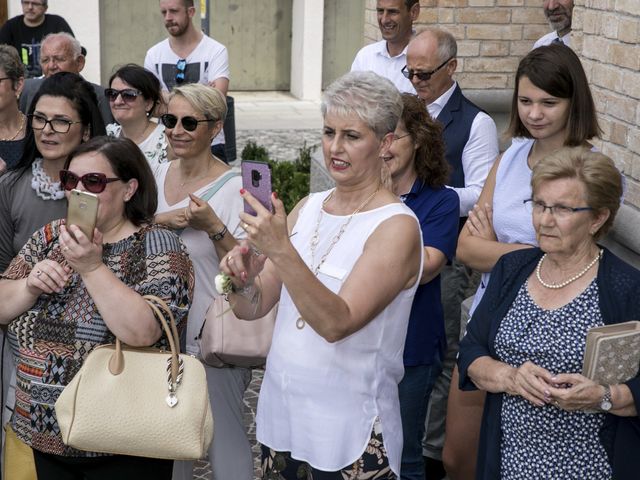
0, 136, 193, 479
385, 92, 459, 478
458, 147, 640, 479
153, 83, 249, 480
221, 71, 422, 479
106, 63, 173, 166
0, 45, 26, 174
445, 44, 601, 480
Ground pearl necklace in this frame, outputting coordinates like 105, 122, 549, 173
296, 185, 380, 330
31, 158, 65, 200
0, 113, 25, 141
535, 249, 603, 289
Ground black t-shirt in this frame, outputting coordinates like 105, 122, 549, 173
0, 14, 74, 78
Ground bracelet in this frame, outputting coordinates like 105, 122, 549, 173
209, 225, 227, 242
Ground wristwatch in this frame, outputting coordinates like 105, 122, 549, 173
209, 225, 228, 242
600, 385, 613, 411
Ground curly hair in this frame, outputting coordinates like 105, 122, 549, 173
400, 93, 449, 187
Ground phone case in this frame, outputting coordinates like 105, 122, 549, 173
241, 160, 272, 215
67, 190, 99, 241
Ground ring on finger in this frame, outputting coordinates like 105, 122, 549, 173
36, 270, 42, 277
242, 222, 250, 230
63, 246, 70, 252
227, 255, 233, 263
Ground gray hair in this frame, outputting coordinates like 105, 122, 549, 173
417, 27, 457, 62
41, 32, 82, 58
169, 83, 227, 123
321, 71, 402, 139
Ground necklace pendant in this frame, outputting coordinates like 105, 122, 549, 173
296, 317, 305, 330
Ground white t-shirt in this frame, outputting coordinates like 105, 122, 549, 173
144, 35, 229, 146
153, 162, 244, 356
351, 40, 415, 94
533, 31, 571, 49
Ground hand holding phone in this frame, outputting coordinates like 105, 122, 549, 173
241, 160, 272, 215
66, 189, 99, 242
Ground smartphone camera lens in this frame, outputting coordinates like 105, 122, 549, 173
251, 169, 262, 187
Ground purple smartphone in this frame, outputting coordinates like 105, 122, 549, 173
241, 160, 272, 215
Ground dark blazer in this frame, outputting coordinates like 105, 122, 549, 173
19, 77, 114, 126
436, 84, 483, 189
458, 247, 640, 480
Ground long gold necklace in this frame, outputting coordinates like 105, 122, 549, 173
296, 185, 380, 330
0, 113, 25, 141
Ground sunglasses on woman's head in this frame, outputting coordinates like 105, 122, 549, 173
104, 88, 141, 103
59, 170, 122, 194
160, 113, 211, 132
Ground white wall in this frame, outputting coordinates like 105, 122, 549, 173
8, 0, 101, 84
290, 0, 323, 100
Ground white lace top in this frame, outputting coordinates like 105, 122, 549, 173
106, 122, 169, 166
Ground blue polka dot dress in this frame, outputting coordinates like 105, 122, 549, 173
494, 280, 612, 479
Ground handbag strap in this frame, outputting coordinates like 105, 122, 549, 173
174, 169, 240, 236
108, 295, 181, 387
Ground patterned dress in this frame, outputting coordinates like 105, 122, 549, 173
495, 281, 611, 479
1, 220, 193, 457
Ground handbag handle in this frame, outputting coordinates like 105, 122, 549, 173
108, 295, 181, 388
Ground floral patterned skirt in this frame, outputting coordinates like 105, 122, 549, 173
260, 420, 396, 480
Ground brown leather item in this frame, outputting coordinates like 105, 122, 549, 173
55, 295, 213, 460
198, 295, 277, 368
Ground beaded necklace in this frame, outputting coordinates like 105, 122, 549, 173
296, 186, 380, 330
535, 249, 602, 289
31, 158, 65, 201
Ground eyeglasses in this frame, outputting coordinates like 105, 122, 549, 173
59, 170, 122, 194
161, 113, 210, 131
175, 59, 187, 84
402, 56, 454, 82
29, 113, 82, 133
105, 88, 141, 103
393, 132, 411, 142
21, 1, 46, 7
523, 199, 593, 219
0, 77, 11, 84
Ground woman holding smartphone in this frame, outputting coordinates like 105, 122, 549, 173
153, 83, 252, 480
0, 136, 193, 479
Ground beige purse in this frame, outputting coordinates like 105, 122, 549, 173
582, 320, 640, 384
198, 295, 277, 368
55, 295, 213, 460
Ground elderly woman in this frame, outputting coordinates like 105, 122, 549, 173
447, 44, 601, 479
106, 63, 173, 165
385, 92, 459, 478
0, 136, 193, 479
221, 71, 422, 479
153, 83, 249, 480
0, 45, 26, 174
458, 147, 640, 480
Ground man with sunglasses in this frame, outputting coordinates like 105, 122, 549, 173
350, 0, 419, 93
18, 33, 113, 125
0, 0, 74, 78
144, 0, 229, 161
405, 28, 498, 480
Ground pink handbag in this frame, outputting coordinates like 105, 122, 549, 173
197, 295, 277, 368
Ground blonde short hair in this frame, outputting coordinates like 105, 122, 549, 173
169, 83, 227, 123
531, 146, 623, 240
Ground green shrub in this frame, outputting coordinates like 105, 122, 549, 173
241, 140, 313, 213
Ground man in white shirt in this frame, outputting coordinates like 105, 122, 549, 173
350, 0, 419, 93
533, 0, 573, 48
145, 0, 229, 161
405, 28, 499, 479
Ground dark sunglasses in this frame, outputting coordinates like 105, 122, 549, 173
402, 56, 454, 82
60, 170, 122, 194
175, 59, 187, 84
105, 88, 141, 103
161, 113, 211, 132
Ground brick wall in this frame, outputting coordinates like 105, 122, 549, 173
576, 0, 640, 211
362, 0, 640, 211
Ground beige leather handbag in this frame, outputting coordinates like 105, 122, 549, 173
55, 295, 213, 460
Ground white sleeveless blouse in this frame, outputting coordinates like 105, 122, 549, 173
256, 189, 422, 475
